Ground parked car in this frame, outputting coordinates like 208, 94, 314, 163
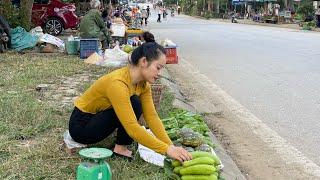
12, 0, 79, 36
32, 0, 79, 35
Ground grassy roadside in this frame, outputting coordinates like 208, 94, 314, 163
0, 52, 174, 179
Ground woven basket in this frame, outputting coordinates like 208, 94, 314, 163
151, 83, 163, 109
139, 83, 164, 127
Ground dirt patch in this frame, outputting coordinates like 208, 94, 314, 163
35, 72, 98, 108
166, 60, 316, 179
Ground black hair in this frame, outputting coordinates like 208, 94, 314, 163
102, 9, 109, 18
130, 42, 166, 66
142, 31, 155, 43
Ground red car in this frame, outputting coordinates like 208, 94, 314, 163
31, 0, 79, 35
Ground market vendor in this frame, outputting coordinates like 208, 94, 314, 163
69, 42, 192, 162
79, 0, 111, 49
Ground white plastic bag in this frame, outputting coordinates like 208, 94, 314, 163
97, 45, 129, 68
161, 38, 177, 47
138, 128, 166, 167
104, 45, 128, 61
67, 35, 74, 41
63, 130, 87, 149
39, 34, 65, 51
29, 26, 44, 38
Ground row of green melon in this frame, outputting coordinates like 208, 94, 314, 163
171, 151, 221, 180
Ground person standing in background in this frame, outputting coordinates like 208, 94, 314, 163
315, 5, 320, 28
79, 0, 111, 49
157, 7, 162, 22
146, 6, 151, 18
134, 7, 142, 28
163, 6, 167, 19
132, 6, 138, 18
102, 8, 112, 29
141, 8, 148, 26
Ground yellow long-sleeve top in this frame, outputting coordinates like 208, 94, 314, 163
75, 66, 172, 154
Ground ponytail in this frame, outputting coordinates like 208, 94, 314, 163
130, 42, 166, 65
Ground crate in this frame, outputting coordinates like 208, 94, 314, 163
164, 46, 178, 64
79, 39, 99, 59
65, 39, 80, 55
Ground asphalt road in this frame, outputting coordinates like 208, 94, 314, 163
147, 12, 320, 165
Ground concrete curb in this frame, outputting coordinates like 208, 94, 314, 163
160, 68, 196, 113
161, 68, 222, 116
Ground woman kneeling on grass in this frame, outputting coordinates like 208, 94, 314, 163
69, 42, 192, 162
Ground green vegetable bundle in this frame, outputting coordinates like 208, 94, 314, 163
162, 110, 223, 179
170, 151, 221, 180
161, 110, 215, 147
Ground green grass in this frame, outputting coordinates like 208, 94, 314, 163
0, 52, 174, 179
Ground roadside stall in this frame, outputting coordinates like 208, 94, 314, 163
125, 28, 144, 45
111, 23, 126, 45
262, 0, 279, 24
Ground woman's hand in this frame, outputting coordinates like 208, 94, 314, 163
166, 145, 192, 162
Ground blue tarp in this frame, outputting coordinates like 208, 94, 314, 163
10, 26, 39, 51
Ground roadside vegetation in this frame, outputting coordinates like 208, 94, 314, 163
164, 0, 318, 29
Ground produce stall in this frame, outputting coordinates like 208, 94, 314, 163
160, 110, 224, 179
125, 29, 144, 46
111, 23, 126, 45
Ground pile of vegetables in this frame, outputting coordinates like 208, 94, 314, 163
164, 151, 222, 180
161, 110, 224, 179
161, 110, 215, 151
171, 151, 221, 180
122, 44, 134, 53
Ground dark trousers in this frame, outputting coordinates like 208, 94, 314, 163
157, 14, 161, 22
141, 18, 148, 25
69, 95, 142, 145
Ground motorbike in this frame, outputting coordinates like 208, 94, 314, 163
231, 15, 238, 23
171, 10, 175, 17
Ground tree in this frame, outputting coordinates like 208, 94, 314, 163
0, 0, 34, 30
164, 0, 178, 5
296, 2, 314, 21
20, 0, 34, 30
207, 0, 213, 11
